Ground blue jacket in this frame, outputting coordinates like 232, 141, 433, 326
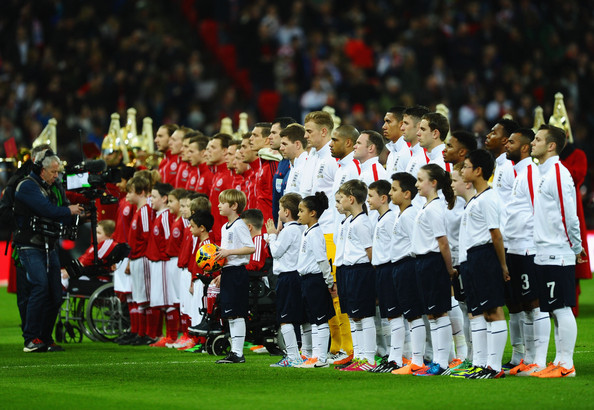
15, 172, 71, 228
272, 159, 291, 224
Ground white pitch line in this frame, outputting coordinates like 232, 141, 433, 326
1, 359, 214, 370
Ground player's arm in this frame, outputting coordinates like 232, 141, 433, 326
215, 246, 255, 260
489, 228, 510, 282
365, 246, 372, 262
437, 235, 457, 278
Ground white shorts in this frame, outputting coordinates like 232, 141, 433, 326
130, 257, 150, 304
190, 279, 205, 326
179, 268, 192, 315
167, 257, 180, 305
150, 260, 168, 307
113, 258, 131, 294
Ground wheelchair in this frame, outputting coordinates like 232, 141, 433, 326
198, 260, 284, 356
55, 246, 131, 343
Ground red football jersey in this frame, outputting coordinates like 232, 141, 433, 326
112, 198, 136, 244
97, 182, 125, 222
254, 158, 278, 224
185, 166, 198, 191
244, 160, 259, 209
196, 162, 213, 195
78, 238, 118, 267
127, 203, 155, 259
232, 171, 244, 191
175, 161, 191, 188
209, 163, 233, 245
146, 208, 174, 262
245, 234, 270, 272
167, 216, 189, 257
158, 153, 170, 183
160, 151, 180, 185
177, 223, 193, 269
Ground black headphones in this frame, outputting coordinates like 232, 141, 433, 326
32, 149, 56, 175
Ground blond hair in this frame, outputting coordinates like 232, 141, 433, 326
219, 189, 247, 214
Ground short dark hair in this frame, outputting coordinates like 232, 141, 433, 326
338, 179, 368, 205
279, 193, 301, 220
241, 208, 264, 230
404, 105, 430, 122
280, 124, 307, 147
512, 127, 535, 144
466, 149, 495, 180
169, 188, 188, 201
301, 191, 329, 219
190, 210, 214, 232
189, 135, 209, 151
497, 118, 520, 138
254, 122, 272, 138
391, 172, 418, 199
368, 179, 391, 197
387, 106, 406, 122
334, 124, 359, 145
153, 181, 173, 197
422, 112, 450, 141
539, 124, 566, 154
361, 130, 385, 154
212, 133, 233, 148
451, 130, 477, 151
272, 117, 297, 129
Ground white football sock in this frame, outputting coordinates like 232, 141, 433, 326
374, 307, 388, 357
460, 302, 472, 361
301, 323, 312, 358
388, 316, 405, 365
508, 312, 525, 365
349, 318, 361, 359
229, 318, 246, 356
487, 319, 507, 372
449, 297, 467, 360
281, 323, 300, 362
316, 323, 330, 363
361, 316, 377, 364
311, 324, 319, 358
434, 315, 453, 369
532, 307, 551, 368
409, 318, 426, 367
553, 307, 577, 369
523, 310, 535, 364
403, 319, 412, 358
423, 315, 433, 362
470, 315, 488, 367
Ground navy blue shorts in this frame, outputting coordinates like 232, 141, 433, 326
276, 271, 305, 324
415, 252, 451, 316
392, 257, 423, 320
534, 263, 576, 312
343, 263, 376, 319
376, 262, 401, 318
466, 244, 505, 313
220, 265, 249, 318
452, 265, 466, 302
505, 253, 539, 306
458, 262, 479, 314
300, 273, 335, 325
335, 266, 349, 314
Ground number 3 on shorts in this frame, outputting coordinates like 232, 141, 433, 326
547, 281, 555, 299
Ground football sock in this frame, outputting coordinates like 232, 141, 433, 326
281, 323, 300, 362
301, 323, 312, 358
128, 302, 138, 335
470, 315, 487, 367
422, 315, 433, 362
316, 323, 330, 363
409, 318, 426, 367
388, 316, 405, 365
328, 311, 342, 354
354, 319, 364, 359
460, 301, 472, 361
532, 307, 551, 368
403, 319, 412, 358
166, 308, 179, 340
487, 319, 507, 372
349, 318, 360, 359
145, 307, 155, 338
374, 307, 388, 357
523, 309, 535, 364
434, 316, 453, 369
229, 318, 246, 357
449, 296, 467, 360
361, 316, 377, 364
553, 307, 576, 369
508, 312, 525, 365
137, 304, 146, 337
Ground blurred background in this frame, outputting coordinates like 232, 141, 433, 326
0, 0, 593, 225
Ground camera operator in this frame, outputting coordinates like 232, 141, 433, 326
13, 149, 84, 353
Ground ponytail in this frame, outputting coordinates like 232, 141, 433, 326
302, 191, 329, 219
420, 164, 455, 210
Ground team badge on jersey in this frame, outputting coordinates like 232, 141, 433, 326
131, 220, 137, 230
171, 162, 178, 171
123, 206, 130, 216
172, 227, 181, 238
153, 226, 160, 235
182, 169, 189, 178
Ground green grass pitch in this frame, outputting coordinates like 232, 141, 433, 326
1, 281, 594, 409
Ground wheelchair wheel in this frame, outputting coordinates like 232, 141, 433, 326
85, 283, 130, 342
63, 321, 83, 343
209, 334, 231, 356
